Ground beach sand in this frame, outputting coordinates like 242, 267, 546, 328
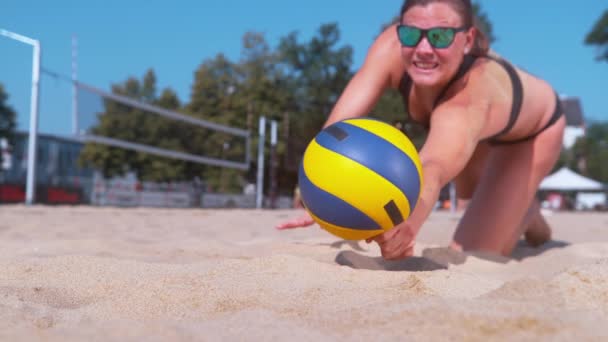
1, 205, 607, 341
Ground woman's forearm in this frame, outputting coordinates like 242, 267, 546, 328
406, 163, 443, 236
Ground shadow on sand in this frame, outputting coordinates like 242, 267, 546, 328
333, 239, 571, 272
510, 239, 570, 261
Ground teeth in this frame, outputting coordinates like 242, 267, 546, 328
414, 62, 437, 69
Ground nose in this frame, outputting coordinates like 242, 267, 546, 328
415, 36, 434, 54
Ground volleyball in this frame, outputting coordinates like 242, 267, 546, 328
298, 118, 423, 240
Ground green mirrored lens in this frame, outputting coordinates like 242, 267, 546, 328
427, 28, 455, 48
398, 26, 422, 47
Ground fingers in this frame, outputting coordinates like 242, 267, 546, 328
371, 227, 399, 244
275, 223, 296, 230
373, 226, 416, 260
380, 242, 415, 260
275, 215, 315, 230
275, 220, 305, 230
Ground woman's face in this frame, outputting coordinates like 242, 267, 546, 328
400, 3, 473, 88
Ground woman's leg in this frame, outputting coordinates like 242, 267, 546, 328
450, 117, 565, 256
453, 143, 490, 200
453, 145, 552, 250
524, 201, 552, 246
508, 197, 552, 248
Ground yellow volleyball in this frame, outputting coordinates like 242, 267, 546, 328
298, 118, 423, 240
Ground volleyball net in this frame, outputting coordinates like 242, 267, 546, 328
75, 82, 251, 171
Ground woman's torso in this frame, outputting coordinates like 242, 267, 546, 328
382, 31, 559, 144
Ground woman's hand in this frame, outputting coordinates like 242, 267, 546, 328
275, 210, 316, 230
367, 221, 416, 260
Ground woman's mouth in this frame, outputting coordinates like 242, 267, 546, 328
413, 61, 439, 70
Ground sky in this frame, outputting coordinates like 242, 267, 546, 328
1, 0, 607, 137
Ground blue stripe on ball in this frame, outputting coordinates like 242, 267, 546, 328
315, 121, 421, 210
298, 163, 380, 231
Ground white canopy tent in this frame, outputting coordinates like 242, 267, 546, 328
539, 167, 605, 191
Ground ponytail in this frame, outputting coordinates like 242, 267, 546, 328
470, 21, 490, 57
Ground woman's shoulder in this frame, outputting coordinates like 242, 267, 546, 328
464, 54, 514, 94
364, 24, 406, 87
433, 56, 495, 113
472, 51, 546, 84
464, 52, 548, 106
367, 24, 402, 59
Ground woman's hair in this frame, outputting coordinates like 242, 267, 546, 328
399, 0, 489, 57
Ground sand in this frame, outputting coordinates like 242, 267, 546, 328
1, 205, 607, 341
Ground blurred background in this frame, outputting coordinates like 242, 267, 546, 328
1, 0, 606, 210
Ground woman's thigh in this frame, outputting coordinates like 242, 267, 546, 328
453, 143, 491, 200
451, 117, 566, 255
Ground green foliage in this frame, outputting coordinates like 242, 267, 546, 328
236, 32, 293, 190
580, 122, 608, 182
555, 122, 608, 183
472, 2, 496, 45
82, 2, 503, 194
277, 23, 354, 171
79, 69, 192, 182
0, 83, 17, 168
187, 53, 243, 188
585, 10, 608, 62
187, 31, 293, 193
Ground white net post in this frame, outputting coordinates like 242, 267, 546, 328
72, 34, 78, 136
256, 116, 266, 209
269, 120, 278, 208
0, 29, 41, 206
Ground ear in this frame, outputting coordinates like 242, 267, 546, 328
464, 27, 476, 54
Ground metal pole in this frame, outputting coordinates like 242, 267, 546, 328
25, 41, 41, 205
256, 116, 266, 209
450, 181, 457, 215
1, 29, 41, 205
269, 120, 278, 209
72, 34, 78, 136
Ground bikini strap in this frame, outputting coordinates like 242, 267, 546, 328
398, 72, 413, 116
432, 54, 477, 109
485, 57, 524, 142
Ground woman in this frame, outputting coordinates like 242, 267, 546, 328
276, 0, 565, 260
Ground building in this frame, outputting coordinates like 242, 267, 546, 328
560, 95, 586, 149
0, 131, 94, 204
0, 131, 246, 208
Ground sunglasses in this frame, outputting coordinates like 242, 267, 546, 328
396, 25, 468, 49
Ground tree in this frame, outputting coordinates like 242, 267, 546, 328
585, 122, 608, 182
79, 69, 191, 181
576, 122, 608, 182
0, 83, 17, 168
472, 1, 496, 44
585, 10, 608, 62
277, 23, 354, 170
187, 53, 250, 192
236, 32, 294, 192
555, 122, 608, 183
239, 31, 291, 119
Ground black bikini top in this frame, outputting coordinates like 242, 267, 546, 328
398, 54, 524, 143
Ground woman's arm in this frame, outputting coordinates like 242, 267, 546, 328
411, 100, 488, 230
276, 27, 401, 230
372, 96, 490, 259
322, 26, 401, 127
